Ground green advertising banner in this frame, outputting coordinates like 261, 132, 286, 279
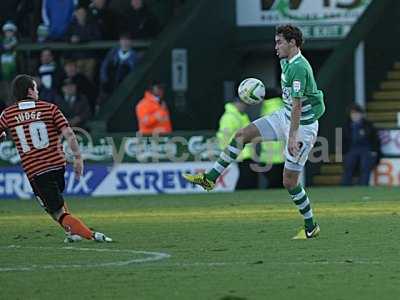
0, 131, 221, 165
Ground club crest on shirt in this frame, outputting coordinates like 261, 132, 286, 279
282, 87, 291, 101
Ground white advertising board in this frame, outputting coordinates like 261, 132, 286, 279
92, 162, 239, 196
236, 0, 372, 38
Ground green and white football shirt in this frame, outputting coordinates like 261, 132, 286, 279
280, 51, 325, 125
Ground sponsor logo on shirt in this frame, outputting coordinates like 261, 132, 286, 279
293, 80, 301, 92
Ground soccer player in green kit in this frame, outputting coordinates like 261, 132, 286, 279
184, 25, 325, 239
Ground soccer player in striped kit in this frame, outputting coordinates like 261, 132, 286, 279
184, 25, 325, 239
0, 74, 112, 243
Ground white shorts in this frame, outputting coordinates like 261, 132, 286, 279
253, 108, 318, 172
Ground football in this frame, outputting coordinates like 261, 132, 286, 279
238, 78, 266, 105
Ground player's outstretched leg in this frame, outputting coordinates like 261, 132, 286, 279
57, 211, 113, 243
283, 169, 319, 240
183, 124, 261, 191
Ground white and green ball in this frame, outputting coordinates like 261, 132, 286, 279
238, 78, 266, 105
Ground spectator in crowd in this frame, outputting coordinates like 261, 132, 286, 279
67, 6, 101, 43
33, 76, 59, 103
120, 0, 161, 39
1, 1, 25, 36
1, 22, 18, 78
59, 59, 97, 113
0, 21, 18, 105
41, 0, 74, 41
54, 78, 92, 128
87, 0, 118, 40
36, 48, 62, 92
36, 23, 49, 43
99, 33, 139, 104
216, 97, 256, 189
136, 81, 172, 134
35, 76, 59, 103
341, 104, 381, 186
15, 0, 39, 39
66, 6, 101, 80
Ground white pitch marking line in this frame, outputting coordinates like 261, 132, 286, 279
0, 245, 170, 272
138, 260, 386, 268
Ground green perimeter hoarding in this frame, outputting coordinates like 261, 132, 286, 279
0, 132, 221, 166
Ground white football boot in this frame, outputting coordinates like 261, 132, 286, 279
92, 232, 113, 243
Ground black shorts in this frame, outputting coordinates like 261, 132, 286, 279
30, 167, 66, 214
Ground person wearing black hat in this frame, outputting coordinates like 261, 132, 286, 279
54, 78, 92, 128
341, 103, 381, 186
59, 59, 97, 113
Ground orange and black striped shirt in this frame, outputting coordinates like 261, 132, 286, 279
0, 100, 70, 179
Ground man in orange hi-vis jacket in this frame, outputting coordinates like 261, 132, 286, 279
135, 81, 172, 134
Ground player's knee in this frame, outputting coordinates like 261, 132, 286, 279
234, 128, 245, 139
234, 128, 246, 144
282, 176, 297, 190
234, 127, 254, 144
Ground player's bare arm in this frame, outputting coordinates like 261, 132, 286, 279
288, 97, 301, 156
61, 126, 83, 179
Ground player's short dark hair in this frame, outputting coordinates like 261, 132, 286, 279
11, 74, 35, 101
276, 25, 304, 47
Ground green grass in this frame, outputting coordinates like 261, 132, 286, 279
1, 187, 400, 300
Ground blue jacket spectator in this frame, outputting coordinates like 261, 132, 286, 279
341, 104, 381, 186
42, 0, 74, 41
100, 33, 139, 94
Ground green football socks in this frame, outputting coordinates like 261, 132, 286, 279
288, 184, 315, 231
206, 139, 242, 182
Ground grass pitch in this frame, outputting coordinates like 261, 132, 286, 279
1, 187, 400, 300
